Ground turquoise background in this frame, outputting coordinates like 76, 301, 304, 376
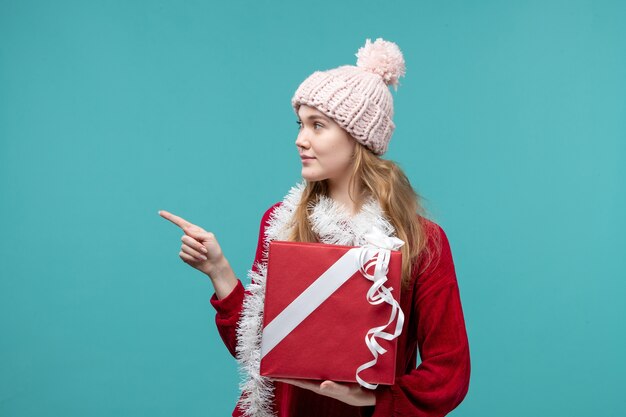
1, 0, 624, 415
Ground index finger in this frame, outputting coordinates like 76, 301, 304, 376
158, 210, 193, 229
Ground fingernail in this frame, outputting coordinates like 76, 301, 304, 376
201, 255, 208, 261
201, 247, 208, 253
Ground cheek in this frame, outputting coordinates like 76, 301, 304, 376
310, 130, 355, 171
315, 132, 353, 158
318, 148, 353, 171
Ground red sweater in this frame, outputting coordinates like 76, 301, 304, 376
210, 202, 471, 416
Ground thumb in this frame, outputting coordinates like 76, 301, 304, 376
183, 225, 212, 241
320, 381, 345, 393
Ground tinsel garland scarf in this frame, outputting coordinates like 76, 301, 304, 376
234, 180, 398, 417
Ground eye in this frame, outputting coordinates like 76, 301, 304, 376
296, 120, 324, 130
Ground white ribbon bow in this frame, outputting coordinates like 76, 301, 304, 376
354, 225, 406, 389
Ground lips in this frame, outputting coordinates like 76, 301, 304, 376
300, 155, 315, 159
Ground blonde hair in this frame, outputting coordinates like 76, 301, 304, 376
288, 142, 435, 289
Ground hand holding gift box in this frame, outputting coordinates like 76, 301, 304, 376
259, 225, 405, 389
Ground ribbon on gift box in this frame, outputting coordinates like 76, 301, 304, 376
260, 225, 405, 389
354, 226, 405, 389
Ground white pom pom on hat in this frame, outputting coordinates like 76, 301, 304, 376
356, 37, 407, 91
291, 37, 406, 156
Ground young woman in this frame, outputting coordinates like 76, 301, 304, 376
159, 38, 471, 417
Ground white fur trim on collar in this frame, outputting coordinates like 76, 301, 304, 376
234, 179, 396, 416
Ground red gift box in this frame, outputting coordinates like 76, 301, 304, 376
259, 238, 403, 388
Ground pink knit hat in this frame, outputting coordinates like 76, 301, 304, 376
291, 38, 406, 156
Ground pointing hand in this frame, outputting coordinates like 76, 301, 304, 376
158, 209, 225, 277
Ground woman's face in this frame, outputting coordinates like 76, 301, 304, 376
295, 104, 357, 183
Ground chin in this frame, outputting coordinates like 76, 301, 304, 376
301, 170, 327, 182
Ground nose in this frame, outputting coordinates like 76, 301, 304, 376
295, 131, 310, 151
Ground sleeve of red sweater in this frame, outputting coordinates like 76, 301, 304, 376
208, 203, 279, 358
364, 223, 471, 417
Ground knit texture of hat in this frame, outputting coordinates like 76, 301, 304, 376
291, 38, 406, 156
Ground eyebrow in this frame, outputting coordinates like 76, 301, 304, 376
299, 114, 330, 122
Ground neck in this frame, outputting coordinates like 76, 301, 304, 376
327, 176, 367, 217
